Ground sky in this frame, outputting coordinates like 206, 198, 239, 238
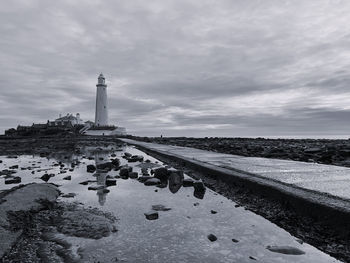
1, 0, 350, 137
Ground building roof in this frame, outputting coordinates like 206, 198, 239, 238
55, 114, 78, 121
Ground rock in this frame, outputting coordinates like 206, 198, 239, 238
40, 174, 52, 182
111, 153, 116, 157
58, 210, 116, 239
207, 234, 217, 242
106, 178, 117, 186
232, 238, 239, 243
193, 180, 205, 191
96, 162, 113, 171
144, 211, 159, 220
138, 175, 152, 183
266, 246, 305, 255
5, 176, 21, 184
131, 155, 144, 162
87, 164, 96, 173
63, 176, 71, 180
144, 178, 161, 186
211, 210, 217, 214
129, 172, 138, 179
193, 180, 206, 199
183, 178, 194, 187
153, 167, 168, 180
124, 152, 132, 158
152, 204, 171, 211
88, 185, 105, 191
119, 166, 132, 177
168, 172, 183, 194
111, 158, 120, 168
79, 180, 94, 185
9, 165, 18, 169
61, 193, 76, 198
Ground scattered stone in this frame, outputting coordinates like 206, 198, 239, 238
296, 239, 304, 244
40, 174, 52, 182
194, 202, 199, 206
152, 204, 171, 211
232, 238, 239, 243
9, 165, 19, 169
249, 256, 257, 260
211, 210, 217, 214
5, 176, 21, 184
87, 164, 96, 173
61, 193, 76, 198
144, 211, 159, 220
63, 175, 71, 180
144, 178, 161, 186
207, 234, 217, 242
266, 245, 305, 255
96, 162, 113, 171
111, 153, 116, 157
88, 185, 105, 191
124, 152, 132, 158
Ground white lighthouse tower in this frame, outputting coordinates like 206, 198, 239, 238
95, 73, 108, 126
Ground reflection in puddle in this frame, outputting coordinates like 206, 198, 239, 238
0, 144, 340, 263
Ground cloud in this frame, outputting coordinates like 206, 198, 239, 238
1, 0, 350, 137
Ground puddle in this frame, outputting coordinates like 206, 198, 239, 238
0, 144, 339, 262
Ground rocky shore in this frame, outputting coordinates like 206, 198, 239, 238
0, 183, 117, 263
130, 136, 350, 167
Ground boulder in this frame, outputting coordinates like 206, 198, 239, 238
63, 175, 71, 180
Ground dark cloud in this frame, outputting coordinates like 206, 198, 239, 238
1, 0, 350, 137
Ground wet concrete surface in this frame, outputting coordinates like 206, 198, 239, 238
0, 143, 340, 262
120, 139, 350, 201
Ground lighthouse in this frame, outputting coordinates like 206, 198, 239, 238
95, 73, 108, 126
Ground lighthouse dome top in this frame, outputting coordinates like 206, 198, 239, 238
97, 73, 106, 86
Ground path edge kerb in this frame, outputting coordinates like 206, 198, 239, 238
120, 139, 350, 229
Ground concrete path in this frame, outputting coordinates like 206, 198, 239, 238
120, 139, 350, 213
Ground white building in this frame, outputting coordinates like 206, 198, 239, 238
95, 73, 108, 126
49, 113, 83, 127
